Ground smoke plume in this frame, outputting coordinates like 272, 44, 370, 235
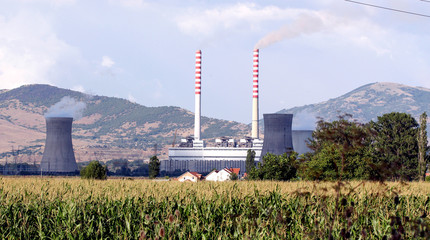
45, 96, 86, 120
292, 110, 317, 130
255, 13, 325, 49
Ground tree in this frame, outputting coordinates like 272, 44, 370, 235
80, 161, 107, 180
300, 114, 373, 180
148, 155, 160, 179
371, 112, 419, 180
248, 152, 298, 181
245, 149, 256, 173
418, 112, 428, 181
229, 172, 238, 181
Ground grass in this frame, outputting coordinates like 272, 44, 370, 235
0, 177, 429, 239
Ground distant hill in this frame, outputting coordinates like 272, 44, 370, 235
279, 82, 430, 129
0, 84, 250, 162
3, 82, 429, 164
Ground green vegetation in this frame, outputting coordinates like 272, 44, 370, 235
300, 114, 373, 180
229, 172, 238, 180
149, 155, 160, 179
418, 112, 428, 181
245, 149, 255, 174
288, 112, 428, 181
249, 153, 298, 181
371, 112, 419, 180
0, 179, 429, 239
80, 161, 107, 180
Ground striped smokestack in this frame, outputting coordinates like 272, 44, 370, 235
252, 49, 259, 139
194, 50, 202, 140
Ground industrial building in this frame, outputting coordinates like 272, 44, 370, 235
162, 50, 313, 175
40, 117, 78, 174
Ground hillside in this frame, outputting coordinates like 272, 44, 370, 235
279, 82, 430, 128
0, 84, 250, 163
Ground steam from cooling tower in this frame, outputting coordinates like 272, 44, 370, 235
45, 96, 86, 120
255, 13, 325, 49
292, 110, 317, 130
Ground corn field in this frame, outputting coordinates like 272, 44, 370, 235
0, 177, 429, 239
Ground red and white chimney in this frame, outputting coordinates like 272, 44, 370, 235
194, 50, 202, 140
252, 49, 259, 139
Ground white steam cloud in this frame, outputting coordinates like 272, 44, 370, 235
45, 96, 86, 120
255, 13, 325, 49
292, 110, 317, 130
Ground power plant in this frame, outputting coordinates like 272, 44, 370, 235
261, 114, 293, 157
292, 130, 313, 156
40, 117, 78, 173
2, 49, 312, 176
162, 49, 313, 174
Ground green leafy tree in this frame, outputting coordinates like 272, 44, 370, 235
371, 112, 419, 180
248, 152, 298, 181
229, 172, 238, 181
300, 114, 373, 180
245, 149, 256, 173
418, 112, 428, 181
148, 155, 160, 179
80, 161, 107, 180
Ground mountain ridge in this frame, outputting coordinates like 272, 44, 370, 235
2, 82, 430, 164
0, 84, 250, 163
280, 82, 430, 128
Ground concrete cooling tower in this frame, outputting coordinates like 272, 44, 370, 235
292, 130, 313, 156
261, 114, 293, 157
41, 117, 78, 173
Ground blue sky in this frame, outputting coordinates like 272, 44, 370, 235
1, 0, 430, 123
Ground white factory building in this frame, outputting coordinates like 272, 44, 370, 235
161, 49, 312, 175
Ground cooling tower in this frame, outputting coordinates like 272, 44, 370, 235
292, 130, 313, 156
261, 114, 293, 157
41, 117, 78, 173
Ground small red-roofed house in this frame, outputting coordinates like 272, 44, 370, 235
205, 168, 240, 181
178, 171, 203, 182
228, 168, 240, 176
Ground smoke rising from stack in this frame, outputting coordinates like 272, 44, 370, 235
255, 13, 325, 49
45, 96, 86, 120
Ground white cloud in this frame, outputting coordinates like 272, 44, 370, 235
101, 56, 115, 68
108, 0, 146, 8
0, 11, 78, 89
15, 0, 76, 6
175, 3, 393, 56
176, 3, 300, 36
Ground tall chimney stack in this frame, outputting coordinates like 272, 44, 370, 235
251, 49, 259, 139
194, 50, 202, 140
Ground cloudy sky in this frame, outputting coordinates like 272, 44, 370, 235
1, 0, 430, 124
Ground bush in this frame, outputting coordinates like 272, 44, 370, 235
80, 161, 107, 180
248, 152, 298, 181
148, 155, 160, 179
229, 172, 238, 181
426, 175, 430, 182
